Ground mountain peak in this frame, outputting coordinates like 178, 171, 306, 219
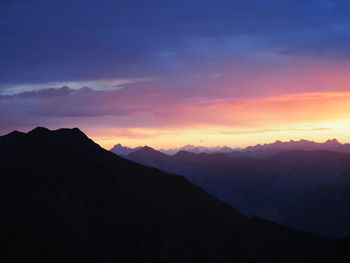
3, 130, 25, 138
27, 127, 86, 137
141, 145, 152, 149
128, 146, 161, 156
17, 127, 94, 151
110, 143, 141, 156
138, 146, 158, 153
110, 143, 124, 150
0, 130, 26, 148
325, 138, 340, 144
28, 126, 51, 135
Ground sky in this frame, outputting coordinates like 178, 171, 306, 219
1, 0, 350, 149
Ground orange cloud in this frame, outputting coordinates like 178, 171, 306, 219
87, 90, 350, 149
163, 90, 350, 128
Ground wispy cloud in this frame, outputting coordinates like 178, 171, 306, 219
219, 128, 332, 135
0, 78, 150, 95
1, 84, 350, 134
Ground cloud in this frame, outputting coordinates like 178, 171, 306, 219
1, 0, 350, 147
1, 84, 350, 134
92, 128, 179, 140
219, 128, 332, 135
0, 78, 149, 95
1, 0, 350, 88
1, 84, 350, 149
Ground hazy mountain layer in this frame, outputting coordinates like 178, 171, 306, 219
127, 147, 350, 237
112, 138, 350, 156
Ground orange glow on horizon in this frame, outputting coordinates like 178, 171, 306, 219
88, 90, 350, 150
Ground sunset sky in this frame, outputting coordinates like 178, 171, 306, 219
1, 0, 350, 149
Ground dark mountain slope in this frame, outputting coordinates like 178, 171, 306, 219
280, 181, 350, 237
307, 235, 350, 263
110, 143, 141, 156
1, 127, 331, 263
127, 147, 350, 236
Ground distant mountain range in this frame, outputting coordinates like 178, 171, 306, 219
110, 143, 142, 156
1, 127, 333, 263
111, 143, 241, 155
126, 146, 350, 237
111, 138, 350, 157
241, 138, 350, 155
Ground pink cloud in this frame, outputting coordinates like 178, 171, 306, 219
2, 60, 350, 136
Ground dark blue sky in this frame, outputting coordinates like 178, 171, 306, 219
1, 0, 350, 87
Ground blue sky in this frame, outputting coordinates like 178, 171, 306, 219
1, 0, 349, 87
1, 0, 350, 148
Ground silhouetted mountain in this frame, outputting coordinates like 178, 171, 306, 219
307, 235, 350, 263
243, 139, 350, 153
110, 143, 141, 156
171, 145, 239, 154
281, 181, 350, 237
127, 147, 350, 237
112, 138, 350, 157
118, 144, 241, 155
226, 148, 287, 158
1, 127, 332, 262
225, 139, 350, 158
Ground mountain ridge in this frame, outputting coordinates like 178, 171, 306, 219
126, 145, 350, 237
111, 138, 350, 156
1, 127, 332, 262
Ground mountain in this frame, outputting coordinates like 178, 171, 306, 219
111, 144, 242, 156
110, 143, 141, 156
159, 145, 240, 155
226, 148, 287, 158
112, 138, 350, 157
226, 139, 350, 159
243, 139, 350, 153
174, 145, 239, 154
307, 235, 350, 263
127, 147, 350, 237
281, 180, 350, 238
0, 127, 333, 262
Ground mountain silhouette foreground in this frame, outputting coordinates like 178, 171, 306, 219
0, 127, 332, 263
